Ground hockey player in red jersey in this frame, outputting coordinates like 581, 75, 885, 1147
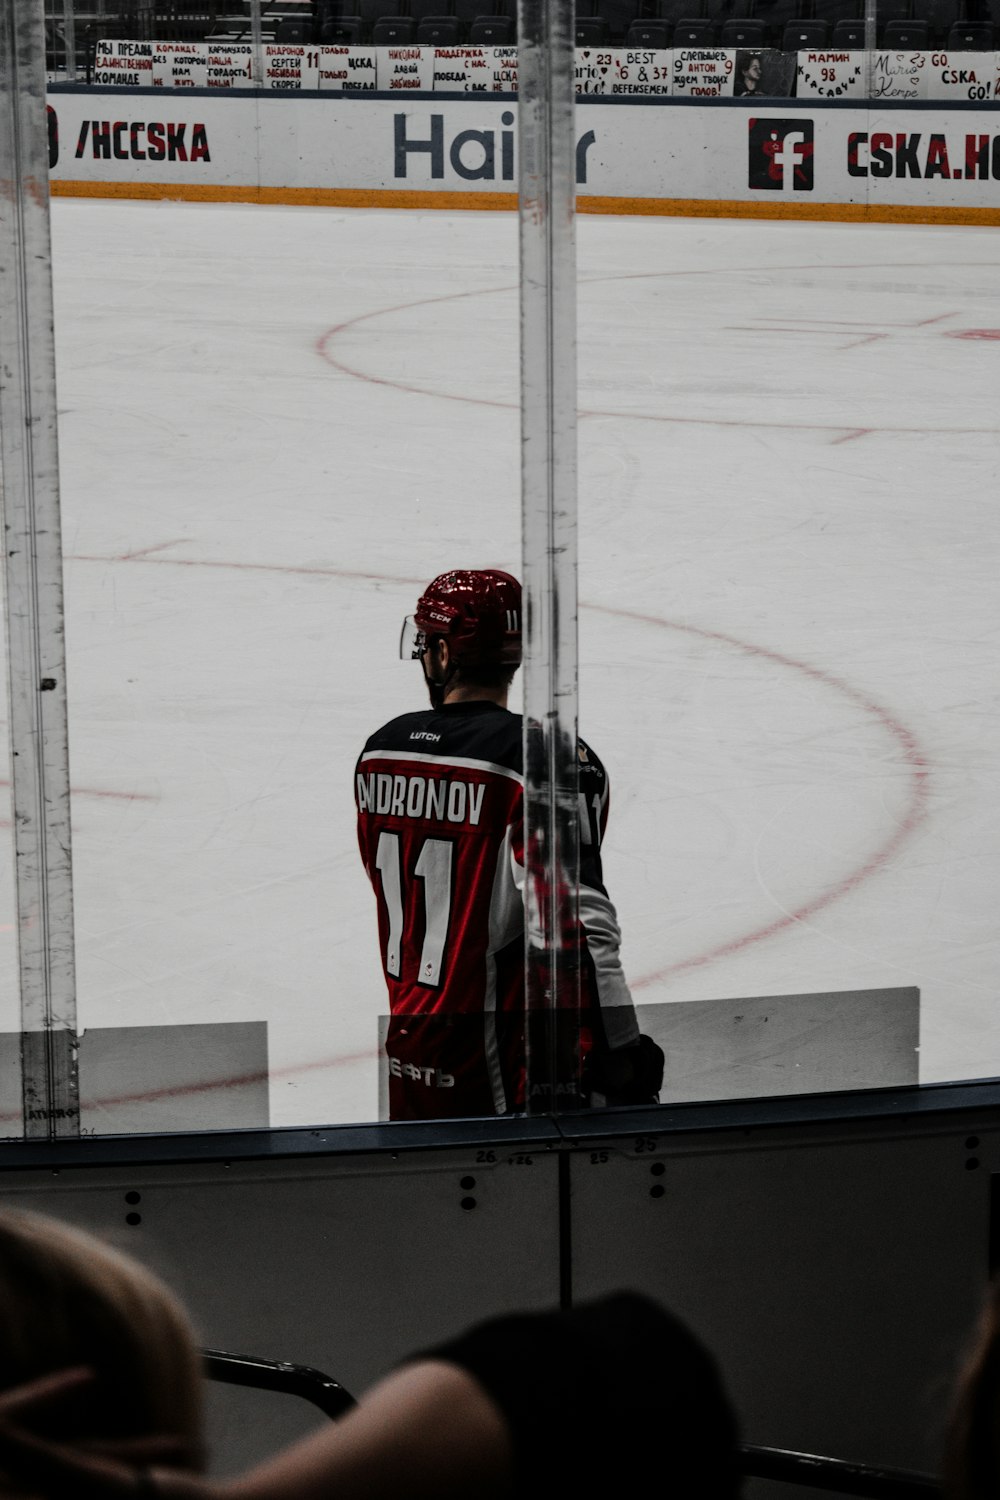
355, 568, 664, 1121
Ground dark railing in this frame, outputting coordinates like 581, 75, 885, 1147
202, 1350, 942, 1500
740, 1444, 942, 1500
202, 1348, 357, 1421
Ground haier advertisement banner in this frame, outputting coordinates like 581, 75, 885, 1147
46, 91, 1000, 211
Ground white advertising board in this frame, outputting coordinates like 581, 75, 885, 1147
47, 90, 1000, 210
51, 93, 255, 186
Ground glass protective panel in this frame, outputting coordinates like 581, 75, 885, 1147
34, 0, 525, 1132
8, 0, 1000, 1139
576, 205, 999, 1105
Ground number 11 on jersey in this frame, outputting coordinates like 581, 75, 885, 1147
374, 831, 454, 986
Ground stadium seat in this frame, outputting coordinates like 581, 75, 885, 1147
468, 12, 515, 38
417, 14, 462, 40
576, 15, 612, 40
751, 0, 798, 44
920, 0, 958, 41
654, 0, 720, 35
877, 0, 917, 21
354, 0, 403, 29
873, 0, 924, 38
813, 0, 861, 19
880, 15, 930, 41
651, 0, 705, 22
274, 17, 312, 41
408, 0, 453, 22
625, 16, 673, 41
321, 13, 361, 37
720, 16, 768, 43
205, 20, 252, 41
371, 14, 417, 39
320, 14, 364, 38
781, 16, 831, 42
673, 14, 717, 41
453, 0, 499, 25
599, 0, 641, 41
829, 15, 865, 40
946, 15, 995, 38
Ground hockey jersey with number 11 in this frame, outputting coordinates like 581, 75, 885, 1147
355, 698, 640, 1120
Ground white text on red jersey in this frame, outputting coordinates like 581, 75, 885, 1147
357, 771, 486, 826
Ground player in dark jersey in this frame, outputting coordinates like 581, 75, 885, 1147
355, 569, 663, 1120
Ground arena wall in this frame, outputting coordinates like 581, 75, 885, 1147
48, 80, 1000, 221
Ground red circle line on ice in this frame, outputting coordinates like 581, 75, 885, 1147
46, 549, 932, 1007
594, 604, 932, 989
316, 260, 1000, 440
0, 554, 933, 1116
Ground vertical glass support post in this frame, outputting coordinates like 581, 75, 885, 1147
61, 0, 76, 82
250, 0, 264, 85
517, 0, 582, 1113
0, 0, 80, 1139
864, 0, 876, 94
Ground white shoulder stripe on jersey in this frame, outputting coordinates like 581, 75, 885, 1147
359, 748, 523, 784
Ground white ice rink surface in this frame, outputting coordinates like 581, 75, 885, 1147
2, 199, 999, 1128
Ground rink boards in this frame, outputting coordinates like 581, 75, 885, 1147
47, 83, 1000, 221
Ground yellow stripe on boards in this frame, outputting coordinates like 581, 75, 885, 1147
49, 180, 1000, 226
577, 196, 1000, 225
49, 181, 519, 210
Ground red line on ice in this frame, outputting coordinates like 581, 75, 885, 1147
0, 779, 155, 804
55, 554, 931, 996
590, 603, 932, 989
0, 1048, 378, 1126
315, 261, 999, 439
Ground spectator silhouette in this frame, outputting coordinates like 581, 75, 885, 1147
0, 1210, 740, 1500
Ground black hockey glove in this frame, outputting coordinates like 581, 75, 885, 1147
582, 1033, 664, 1106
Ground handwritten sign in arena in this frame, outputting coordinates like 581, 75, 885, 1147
796, 51, 866, 99
671, 48, 735, 97
87, 39, 1000, 98
866, 49, 1000, 100
910, 49, 1000, 100
92, 40, 154, 86
155, 41, 253, 87
430, 46, 518, 92
575, 48, 673, 95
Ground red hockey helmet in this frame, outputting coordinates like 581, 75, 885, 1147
401, 569, 522, 667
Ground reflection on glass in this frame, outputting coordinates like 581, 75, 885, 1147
36, 0, 531, 1133
576, 106, 999, 1105
8, 0, 998, 1139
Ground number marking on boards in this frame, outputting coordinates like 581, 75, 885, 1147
634, 1137, 657, 1153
